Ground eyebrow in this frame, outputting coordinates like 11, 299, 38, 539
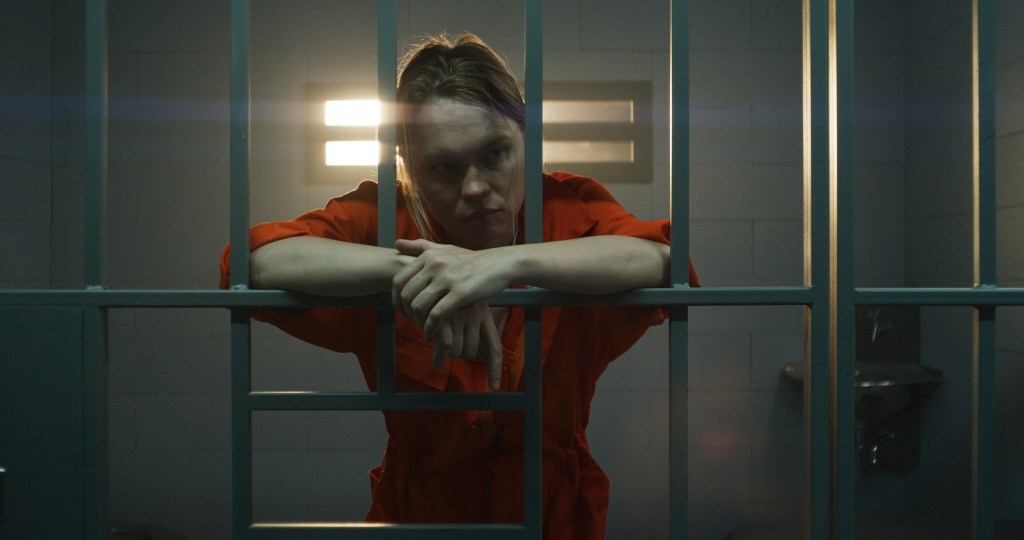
420, 135, 513, 163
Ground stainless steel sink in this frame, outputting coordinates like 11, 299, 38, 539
783, 361, 944, 417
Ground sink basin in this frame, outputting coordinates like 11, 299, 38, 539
782, 361, 944, 417
783, 361, 944, 388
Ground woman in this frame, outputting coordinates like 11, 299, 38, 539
220, 32, 698, 538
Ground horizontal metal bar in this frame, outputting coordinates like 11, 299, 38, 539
7, 287, 1024, 309
855, 287, 1024, 306
247, 391, 529, 411
0, 287, 817, 308
247, 523, 531, 539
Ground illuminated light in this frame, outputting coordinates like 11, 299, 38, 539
543, 100, 634, 123
325, 141, 380, 166
543, 140, 634, 163
325, 100, 381, 126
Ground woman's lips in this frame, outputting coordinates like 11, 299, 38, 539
463, 208, 501, 225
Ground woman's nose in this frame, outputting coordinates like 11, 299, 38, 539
461, 167, 491, 199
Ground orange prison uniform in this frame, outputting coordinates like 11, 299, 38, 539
220, 172, 699, 538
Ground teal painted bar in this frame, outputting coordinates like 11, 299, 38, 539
246, 524, 531, 539
855, 288, 1024, 306
82, 307, 108, 540
668, 0, 690, 538
0, 286, 819, 308
245, 390, 528, 411
804, 0, 830, 537
973, 0, 996, 537
375, 0, 398, 399
834, 0, 855, 538
84, 0, 107, 288
228, 0, 254, 536
523, 0, 544, 535
83, 1, 108, 538
229, 0, 251, 289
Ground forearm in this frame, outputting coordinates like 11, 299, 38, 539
251, 236, 409, 296
503, 235, 670, 294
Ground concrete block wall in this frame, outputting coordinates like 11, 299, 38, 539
1, 1, 53, 289
22, 0, 1018, 538
902, 0, 1024, 528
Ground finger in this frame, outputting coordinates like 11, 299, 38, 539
391, 256, 425, 316
395, 238, 441, 256
449, 319, 464, 358
480, 314, 503, 390
462, 320, 480, 360
423, 293, 462, 341
432, 323, 452, 368
408, 283, 448, 330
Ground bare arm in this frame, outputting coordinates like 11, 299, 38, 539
250, 236, 413, 296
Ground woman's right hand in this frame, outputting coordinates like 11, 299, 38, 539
431, 302, 503, 390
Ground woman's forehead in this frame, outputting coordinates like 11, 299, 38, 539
406, 100, 519, 156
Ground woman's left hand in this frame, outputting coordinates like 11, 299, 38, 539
392, 238, 514, 340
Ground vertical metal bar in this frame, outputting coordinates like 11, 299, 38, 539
229, 0, 252, 290
84, 2, 109, 538
803, 0, 830, 537
82, 307, 108, 540
972, 0, 996, 538
377, 0, 398, 398
668, 0, 690, 538
831, 0, 855, 538
84, 0, 107, 287
231, 309, 253, 537
524, 0, 544, 535
229, 0, 253, 536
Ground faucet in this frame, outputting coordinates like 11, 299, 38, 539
866, 308, 892, 343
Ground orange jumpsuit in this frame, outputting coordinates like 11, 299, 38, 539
220, 172, 699, 538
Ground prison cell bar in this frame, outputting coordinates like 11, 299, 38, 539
668, 0, 691, 538
47, 0, 1013, 538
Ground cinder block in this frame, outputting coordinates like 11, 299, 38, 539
252, 449, 380, 506
689, 334, 752, 391
689, 220, 753, 284
854, 218, 906, 287
0, 157, 50, 222
110, 336, 229, 394
997, 307, 1024, 355
0, 220, 50, 283
0, 1, 51, 43
109, 449, 232, 507
905, 18, 972, 101
997, 206, 1024, 282
137, 395, 231, 451
689, 389, 801, 449
997, 60, 1024, 137
590, 447, 668, 505
750, 444, 802, 503
854, 0, 906, 52
542, 0, 582, 51
580, 0, 668, 51
135, 219, 230, 285
690, 305, 804, 337
253, 411, 308, 451
750, 334, 803, 390
689, 446, 752, 504
605, 504, 652, 540
996, 1, 1024, 67
306, 410, 388, 451
136, 308, 229, 338
252, 335, 329, 392
405, 0, 524, 56
996, 132, 1024, 207
905, 214, 973, 286
750, 104, 802, 165
543, 50, 653, 81
693, 164, 802, 220
107, 503, 232, 540
252, 0, 374, 54
692, 0, 752, 51
751, 0, 801, 51
599, 325, 670, 393
588, 392, 652, 449
752, 220, 802, 283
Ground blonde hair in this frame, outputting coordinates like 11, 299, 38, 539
395, 33, 525, 241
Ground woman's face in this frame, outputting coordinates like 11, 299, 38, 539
404, 99, 525, 250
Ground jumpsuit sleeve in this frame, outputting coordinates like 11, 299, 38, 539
217, 181, 381, 354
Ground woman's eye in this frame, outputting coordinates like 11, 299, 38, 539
484, 148, 506, 164
432, 162, 456, 175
